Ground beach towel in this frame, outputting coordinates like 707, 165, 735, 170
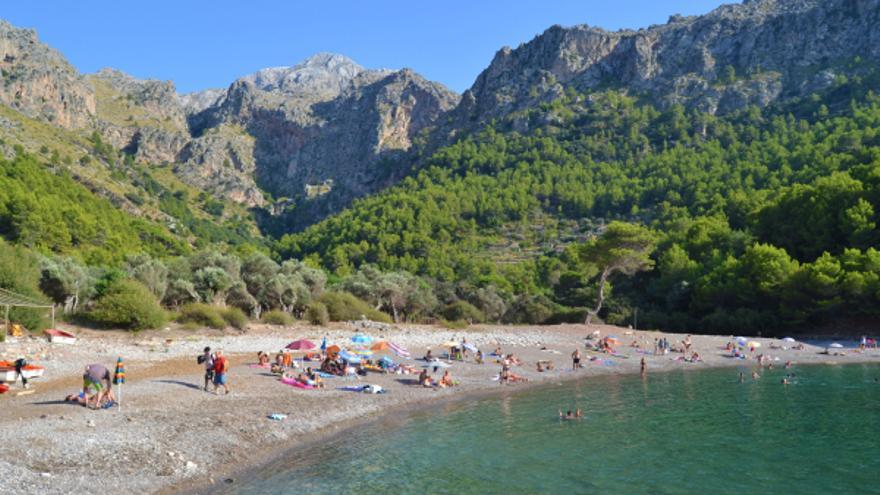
248, 363, 271, 369
280, 377, 316, 389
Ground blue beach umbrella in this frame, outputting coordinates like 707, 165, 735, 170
351, 334, 373, 344
339, 350, 362, 364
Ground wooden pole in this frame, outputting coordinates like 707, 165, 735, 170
51, 305, 55, 329
4, 305, 8, 341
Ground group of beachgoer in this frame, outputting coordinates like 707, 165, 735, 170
64, 363, 116, 409
499, 354, 527, 384
418, 368, 455, 388
199, 347, 229, 395
653, 337, 671, 355
285, 367, 325, 388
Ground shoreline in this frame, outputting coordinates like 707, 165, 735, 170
190, 358, 880, 495
1, 322, 878, 495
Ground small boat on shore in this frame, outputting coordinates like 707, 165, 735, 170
0, 361, 45, 382
44, 329, 76, 345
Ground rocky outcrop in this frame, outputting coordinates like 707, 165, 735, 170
0, 20, 95, 128
177, 88, 224, 115
192, 53, 458, 202
175, 124, 265, 206
451, 0, 880, 129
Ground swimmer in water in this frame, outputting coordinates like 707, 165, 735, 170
558, 409, 582, 420
781, 378, 790, 385
738, 372, 745, 383
752, 371, 761, 380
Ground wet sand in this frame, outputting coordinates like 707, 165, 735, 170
1, 322, 876, 494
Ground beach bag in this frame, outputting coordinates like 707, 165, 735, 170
197, 354, 206, 365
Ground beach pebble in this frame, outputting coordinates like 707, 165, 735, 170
40, 472, 51, 478
86, 420, 95, 427
185, 461, 197, 471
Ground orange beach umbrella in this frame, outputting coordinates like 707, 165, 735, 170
371, 341, 391, 352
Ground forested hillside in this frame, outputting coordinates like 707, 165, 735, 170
278, 82, 880, 334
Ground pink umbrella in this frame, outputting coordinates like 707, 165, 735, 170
286, 339, 316, 351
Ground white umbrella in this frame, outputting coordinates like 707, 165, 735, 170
829, 343, 844, 349
747, 341, 762, 349
782, 337, 796, 343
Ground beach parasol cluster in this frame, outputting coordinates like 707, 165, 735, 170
280, 334, 412, 368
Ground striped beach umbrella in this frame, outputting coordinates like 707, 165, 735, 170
113, 357, 125, 412
113, 357, 125, 384
388, 342, 410, 358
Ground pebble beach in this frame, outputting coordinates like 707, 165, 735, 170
1, 322, 877, 495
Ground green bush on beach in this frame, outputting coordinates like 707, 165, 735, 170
441, 301, 484, 323
177, 303, 226, 329
306, 301, 329, 326
261, 310, 294, 326
87, 280, 166, 330
220, 307, 248, 330
439, 319, 469, 330
318, 291, 392, 323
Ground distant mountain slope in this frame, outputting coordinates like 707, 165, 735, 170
448, 0, 880, 133
189, 53, 459, 210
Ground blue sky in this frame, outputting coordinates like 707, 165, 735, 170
4, 0, 730, 94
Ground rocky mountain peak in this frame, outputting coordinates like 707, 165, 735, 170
0, 19, 95, 128
451, 0, 880, 129
238, 52, 376, 99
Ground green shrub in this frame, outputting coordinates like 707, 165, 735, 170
261, 309, 294, 326
87, 279, 166, 330
318, 291, 392, 323
439, 318, 469, 330
543, 307, 589, 325
441, 300, 484, 323
220, 307, 248, 330
306, 302, 329, 326
177, 303, 225, 329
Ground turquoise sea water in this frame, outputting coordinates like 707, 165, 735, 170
231, 364, 880, 494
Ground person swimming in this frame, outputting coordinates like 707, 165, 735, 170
558, 409, 583, 420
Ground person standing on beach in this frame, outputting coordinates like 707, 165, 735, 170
572, 349, 582, 369
199, 347, 214, 391
13, 356, 29, 389
213, 349, 230, 395
640, 357, 647, 377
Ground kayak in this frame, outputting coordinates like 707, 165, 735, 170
44, 329, 77, 345
0, 362, 44, 382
